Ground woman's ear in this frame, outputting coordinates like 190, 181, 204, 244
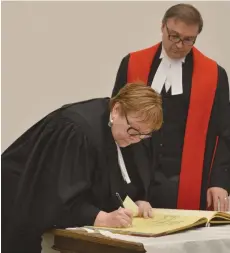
111, 102, 120, 119
110, 106, 116, 126
109, 113, 113, 126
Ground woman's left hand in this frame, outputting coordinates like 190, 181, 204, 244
135, 200, 153, 218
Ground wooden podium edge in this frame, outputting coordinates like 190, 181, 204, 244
49, 229, 146, 252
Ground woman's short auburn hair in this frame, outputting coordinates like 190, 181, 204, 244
110, 83, 163, 131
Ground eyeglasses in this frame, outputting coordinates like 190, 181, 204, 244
124, 111, 152, 140
165, 24, 197, 46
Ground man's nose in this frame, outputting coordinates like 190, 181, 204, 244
176, 40, 183, 48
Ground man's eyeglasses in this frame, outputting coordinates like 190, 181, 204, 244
124, 111, 152, 140
165, 24, 197, 46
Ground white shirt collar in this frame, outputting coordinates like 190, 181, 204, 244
153, 47, 230, 100
151, 46, 184, 95
108, 114, 131, 184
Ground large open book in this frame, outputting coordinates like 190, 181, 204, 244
88, 196, 230, 237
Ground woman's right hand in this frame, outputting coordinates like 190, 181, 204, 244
94, 208, 133, 228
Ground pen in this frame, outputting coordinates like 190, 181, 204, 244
116, 192, 124, 208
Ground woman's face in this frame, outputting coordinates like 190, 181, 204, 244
110, 103, 153, 147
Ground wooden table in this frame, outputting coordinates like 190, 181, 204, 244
50, 229, 146, 253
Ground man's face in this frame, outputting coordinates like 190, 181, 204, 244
161, 18, 199, 59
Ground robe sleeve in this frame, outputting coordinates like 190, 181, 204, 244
209, 66, 230, 192
2, 115, 101, 253
111, 54, 130, 97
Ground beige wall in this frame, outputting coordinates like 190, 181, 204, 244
2, 1, 230, 151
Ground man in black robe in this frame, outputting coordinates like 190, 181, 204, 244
2, 83, 163, 253
112, 4, 230, 211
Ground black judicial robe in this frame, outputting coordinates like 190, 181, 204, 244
112, 43, 230, 210
2, 98, 153, 253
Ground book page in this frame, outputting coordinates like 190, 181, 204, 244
93, 214, 207, 236
89, 197, 210, 236
123, 196, 139, 217
101, 196, 230, 236
152, 208, 216, 220
123, 195, 218, 221
152, 208, 230, 222
209, 212, 230, 223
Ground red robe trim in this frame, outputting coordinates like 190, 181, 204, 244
127, 43, 218, 210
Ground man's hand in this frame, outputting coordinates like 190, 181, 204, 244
207, 187, 229, 211
135, 200, 153, 218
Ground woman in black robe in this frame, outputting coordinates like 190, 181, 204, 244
2, 83, 163, 253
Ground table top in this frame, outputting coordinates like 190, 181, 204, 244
43, 225, 230, 253
81, 225, 230, 253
